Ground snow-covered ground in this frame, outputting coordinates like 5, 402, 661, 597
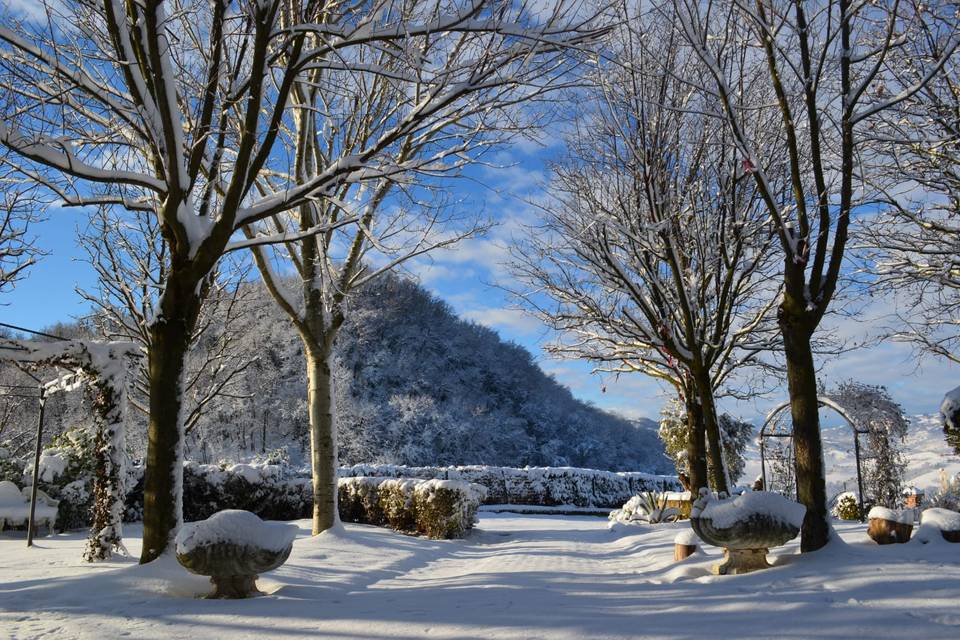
742, 413, 960, 497
2, 514, 959, 639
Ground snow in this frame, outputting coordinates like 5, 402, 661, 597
868, 506, 900, 522
35, 449, 67, 483
228, 464, 264, 484
693, 491, 806, 529
3, 515, 960, 638
174, 510, 298, 555
0, 480, 58, 528
674, 529, 699, 545
414, 478, 488, 503
920, 507, 960, 532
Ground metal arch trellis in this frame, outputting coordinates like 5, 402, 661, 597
759, 397, 870, 523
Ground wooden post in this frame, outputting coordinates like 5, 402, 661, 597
27, 385, 47, 548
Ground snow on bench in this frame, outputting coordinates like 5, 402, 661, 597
0, 480, 59, 534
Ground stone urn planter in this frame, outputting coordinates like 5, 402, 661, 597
175, 510, 298, 598
690, 490, 805, 575
920, 507, 960, 543
867, 507, 913, 544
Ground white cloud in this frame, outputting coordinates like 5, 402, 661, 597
460, 306, 545, 337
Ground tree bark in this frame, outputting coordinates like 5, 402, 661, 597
684, 391, 708, 494
780, 306, 829, 552
305, 342, 339, 534
692, 366, 729, 495
140, 276, 202, 563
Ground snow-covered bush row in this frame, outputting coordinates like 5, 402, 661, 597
337, 476, 486, 539
1, 445, 677, 528
339, 464, 680, 508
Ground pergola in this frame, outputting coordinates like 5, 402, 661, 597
759, 396, 869, 522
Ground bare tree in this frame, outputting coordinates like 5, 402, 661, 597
77, 207, 255, 440
673, 0, 959, 551
511, 4, 780, 495
859, 23, 959, 366
0, 0, 604, 560
244, 0, 600, 534
0, 160, 42, 295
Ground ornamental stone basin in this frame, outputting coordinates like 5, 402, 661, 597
175, 510, 298, 598
690, 490, 805, 575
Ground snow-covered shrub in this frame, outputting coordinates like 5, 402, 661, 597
12, 428, 101, 530
336, 476, 386, 526
657, 400, 752, 485
377, 479, 421, 532
609, 492, 680, 525
412, 480, 486, 539
831, 492, 863, 521
337, 476, 484, 539
181, 462, 312, 523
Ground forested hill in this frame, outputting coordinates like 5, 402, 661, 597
2, 274, 670, 473
212, 273, 669, 472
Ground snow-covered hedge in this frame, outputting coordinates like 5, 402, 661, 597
337, 476, 486, 539
0, 452, 675, 528
339, 464, 679, 508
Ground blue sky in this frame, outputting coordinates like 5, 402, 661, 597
6, 137, 952, 424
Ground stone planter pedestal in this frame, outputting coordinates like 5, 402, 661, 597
175, 510, 298, 599
690, 490, 804, 576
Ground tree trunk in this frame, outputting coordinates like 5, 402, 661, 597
684, 392, 708, 494
140, 279, 201, 563
305, 343, 339, 535
692, 367, 729, 495
781, 313, 829, 552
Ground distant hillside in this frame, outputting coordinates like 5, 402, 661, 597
1, 274, 669, 474
212, 274, 669, 472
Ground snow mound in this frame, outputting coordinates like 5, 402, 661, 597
694, 491, 806, 529
920, 507, 960, 532
175, 510, 298, 555
674, 529, 699, 545
868, 506, 899, 521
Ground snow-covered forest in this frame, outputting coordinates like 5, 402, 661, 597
0, 273, 668, 472
1, 0, 959, 637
